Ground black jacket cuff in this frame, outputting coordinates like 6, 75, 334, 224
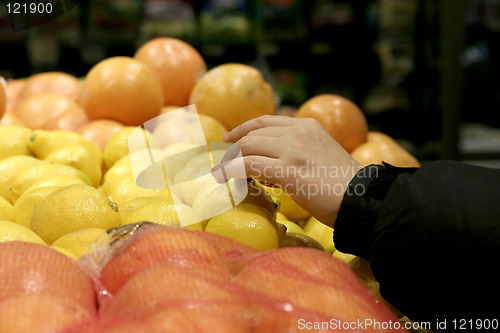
333, 163, 418, 259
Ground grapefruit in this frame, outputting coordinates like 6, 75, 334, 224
19, 72, 82, 102
80, 57, 164, 125
134, 37, 206, 107
189, 63, 275, 130
296, 94, 368, 153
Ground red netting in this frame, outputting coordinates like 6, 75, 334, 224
0, 225, 408, 332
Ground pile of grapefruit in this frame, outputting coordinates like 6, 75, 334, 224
0, 36, 422, 332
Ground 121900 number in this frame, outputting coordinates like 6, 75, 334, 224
6, 2, 53, 14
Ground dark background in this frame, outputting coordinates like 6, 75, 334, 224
1, 0, 500, 164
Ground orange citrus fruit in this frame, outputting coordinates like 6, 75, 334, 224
189, 63, 275, 130
0, 112, 24, 126
11, 92, 85, 130
19, 72, 82, 102
77, 119, 125, 151
4, 79, 25, 109
47, 109, 89, 131
367, 131, 397, 144
135, 37, 206, 107
160, 105, 182, 115
351, 140, 420, 167
81, 57, 164, 126
296, 94, 368, 153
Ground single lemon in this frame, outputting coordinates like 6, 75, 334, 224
0, 196, 13, 221
103, 126, 160, 170
9, 162, 91, 203
28, 129, 102, 165
263, 185, 310, 222
99, 155, 134, 195
184, 221, 204, 230
120, 196, 194, 227
277, 218, 306, 236
51, 246, 78, 260
205, 203, 280, 251
22, 175, 86, 195
31, 184, 121, 244
152, 111, 227, 146
276, 212, 288, 221
45, 144, 103, 187
303, 216, 334, 253
174, 168, 219, 207
199, 114, 228, 142
125, 147, 166, 185
109, 174, 172, 208
332, 250, 356, 264
12, 186, 62, 228
185, 149, 226, 169
0, 220, 46, 244
51, 228, 107, 258
0, 125, 32, 160
0, 155, 42, 204
191, 179, 244, 221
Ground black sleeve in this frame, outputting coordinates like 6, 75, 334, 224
334, 160, 500, 329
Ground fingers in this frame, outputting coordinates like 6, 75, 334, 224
240, 126, 290, 138
223, 115, 297, 142
212, 155, 285, 185
235, 136, 283, 158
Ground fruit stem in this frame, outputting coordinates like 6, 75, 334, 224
109, 201, 118, 212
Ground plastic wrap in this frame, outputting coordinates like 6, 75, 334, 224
77, 223, 408, 333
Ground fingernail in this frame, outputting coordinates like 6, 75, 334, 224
211, 164, 227, 184
222, 132, 230, 141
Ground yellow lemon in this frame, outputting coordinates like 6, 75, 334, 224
277, 218, 306, 236
99, 155, 134, 195
264, 185, 310, 222
0, 155, 42, 203
0, 196, 13, 221
152, 111, 227, 146
205, 203, 280, 251
51, 228, 107, 258
28, 129, 102, 165
103, 126, 160, 170
276, 212, 288, 221
184, 221, 204, 230
199, 114, 228, 142
185, 149, 226, 169
51, 246, 78, 260
9, 163, 91, 203
45, 144, 103, 187
120, 196, 195, 227
31, 184, 121, 244
174, 168, 219, 207
12, 186, 62, 228
171, 149, 227, 206
332, 250, 356, 264
109, 174, 172, 208
22, 175, 86, 194
0, 220, 46, 244
303, 216, 334, 253
0, 125, 32, 160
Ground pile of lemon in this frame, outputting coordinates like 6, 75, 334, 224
0, 123, 347, 260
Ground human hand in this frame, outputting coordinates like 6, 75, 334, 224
211, 115, 363, 226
